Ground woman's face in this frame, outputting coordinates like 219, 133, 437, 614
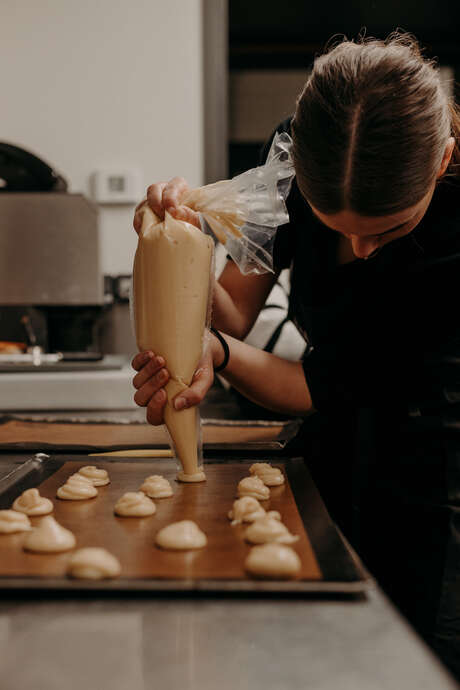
306, 138, 454, 259
309, 185, 435, 259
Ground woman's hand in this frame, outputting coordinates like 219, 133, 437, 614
133, 177, 200, 234
131, 351, 169, 425
131, 340, 220, 426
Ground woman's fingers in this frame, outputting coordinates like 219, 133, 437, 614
132, 347, 213, 424
135, 178, 200, 232
146, 389, 167, 426
132, 354, 165, 389
173, 355, 214, 411
146, 182, 168, 219
162, 177, 190, 213
133, 209, 143, 233
131, 351, 169, 424
131, 351, 154, 372
134, 366, 169, 407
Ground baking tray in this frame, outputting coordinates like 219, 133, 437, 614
0, 416, 301, 452
0, 454, 370, 594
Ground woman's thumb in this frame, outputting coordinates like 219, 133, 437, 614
173, 365, 213, 410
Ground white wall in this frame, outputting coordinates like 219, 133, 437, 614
0, 0, 204, 275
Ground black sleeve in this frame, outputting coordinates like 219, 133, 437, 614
302, 250, 460, 415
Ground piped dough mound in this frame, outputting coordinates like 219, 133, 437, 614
245, 516, 299, 545
155, 520, 207, 550
228, 497, 280, 526
57, 473, 98, 500
23, 516, 76, 553
114, 492, 156, 517
0, 510, 31, 534
237, 476, 270, 501
12, 488, 53, 516
78, 466, 110, 486
245, 543, 301, 579
140, 475, 173, 498
249, 463, 285, 487
67, 547, 121, 579
176, 467, 206, 483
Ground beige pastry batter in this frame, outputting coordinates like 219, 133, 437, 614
237, 476, 270, 501
0, 510, 31, 534
57, 473, 98, 500
78, 466, 110, 486
249, 463, 285, 486
245, 516, 299, 545
114, 492, 156, 517
140, 475, 173, 498
67, 547, 121, 579
133, 207, 213, 483
12, 488, 53, 516
176, 468, 207, 483
245, 543, 301, 578
228, 497, 281, 526
155, 520, 207, 550
23, 516, 76, 553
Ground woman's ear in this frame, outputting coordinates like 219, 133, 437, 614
437, 137, 455, 178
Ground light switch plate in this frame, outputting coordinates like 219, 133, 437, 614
90, 168, 142, 204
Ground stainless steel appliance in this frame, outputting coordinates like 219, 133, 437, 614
0, 192, 135, 410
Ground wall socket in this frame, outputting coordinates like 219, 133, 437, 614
90, 167, 142, 204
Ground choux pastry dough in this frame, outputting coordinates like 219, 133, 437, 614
244, 516, 299, 545
23, 516, 76, 553
67, 547, 121, 579
78, 466, 110, 486
140, 475, 173, 498
176, 468, 206, 483
228, 497, 281, 526
12, 488, 53, 516
0, 510, 31, 534
57, 473, 98, 500
133, 207, 213, 480
249, 463, 285, 487
245, 543, 301, 578
237, 476, 270, 501
114, 492, 156, 517
155, 520, 207, 550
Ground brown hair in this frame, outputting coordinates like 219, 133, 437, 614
291, 33, 459, 216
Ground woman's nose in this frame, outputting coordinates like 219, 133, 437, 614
350, 235, 380, 259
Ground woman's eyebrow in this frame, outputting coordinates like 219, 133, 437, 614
310, 208, 413, 236
372, 222, 407, 237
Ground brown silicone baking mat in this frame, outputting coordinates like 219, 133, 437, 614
0, 455, 369, 593
0, 418, 300, 452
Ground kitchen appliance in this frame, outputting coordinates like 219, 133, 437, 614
0, 191, 104, 357
0, 156, 135, 410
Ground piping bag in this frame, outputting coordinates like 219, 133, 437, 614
132, 208, 214, 482
131, 132, 295, 481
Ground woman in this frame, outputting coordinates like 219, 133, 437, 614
132, 34, 460, 677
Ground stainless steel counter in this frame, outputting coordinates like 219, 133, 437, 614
0, 458, 456, 689
0, 590, 456, 689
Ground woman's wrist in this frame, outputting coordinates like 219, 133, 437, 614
210, 328, 229, 372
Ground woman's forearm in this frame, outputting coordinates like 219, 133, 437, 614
211, 262, 278, 339
211, 281, 249, 339
212, 333, 314, 417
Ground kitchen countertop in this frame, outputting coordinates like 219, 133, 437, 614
0, 455, 456, 688
0, 588, 456, 690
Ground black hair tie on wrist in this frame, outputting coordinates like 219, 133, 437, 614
210, 327, 229, 373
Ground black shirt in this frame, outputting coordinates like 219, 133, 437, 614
265, 118, 460, 426
262, 120, 460, 673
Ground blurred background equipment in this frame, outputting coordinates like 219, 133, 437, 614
226, 0, 459, 176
